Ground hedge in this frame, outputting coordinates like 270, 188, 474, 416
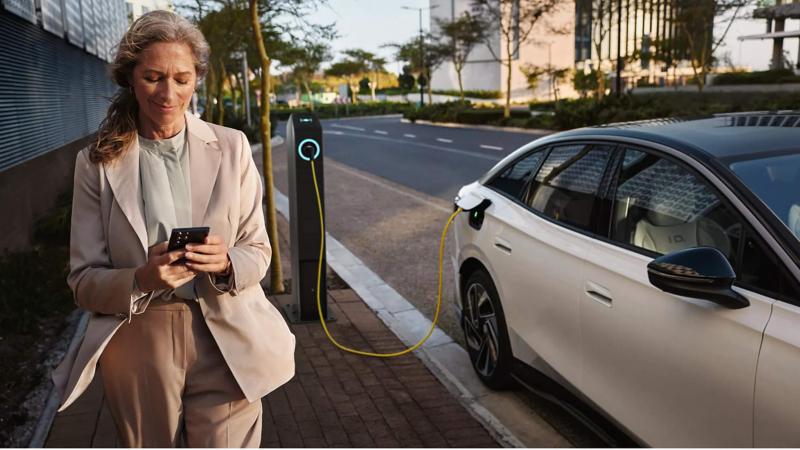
712, 69, 800, 86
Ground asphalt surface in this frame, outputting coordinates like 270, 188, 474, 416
266, 115, 606, 447
276, 115, 547, 201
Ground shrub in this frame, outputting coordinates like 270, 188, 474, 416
712, 69, 800, 86
271, 102, 413, 120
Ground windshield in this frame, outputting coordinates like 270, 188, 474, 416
730, 151, 800, 240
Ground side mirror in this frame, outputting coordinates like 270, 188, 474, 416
647, 247, 750, 309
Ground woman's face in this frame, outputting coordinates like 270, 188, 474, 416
128, 42, 196, 131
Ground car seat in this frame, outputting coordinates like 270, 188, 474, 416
633, 188, 731, 257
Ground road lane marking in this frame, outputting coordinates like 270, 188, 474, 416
437, 138, 453, 143
375, 130, 388, 135
325, 132, 501, 161
331, 124, 366, 131
404, 134, 416, 138
324, 130, 344, 135
480, 145, 504, 151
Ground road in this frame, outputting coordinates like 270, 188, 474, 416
278, 115, 544, 202
267, 115, 606, 447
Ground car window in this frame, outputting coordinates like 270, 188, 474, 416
526, 144, 612, 232
486, 149, 546, 200
740, 231, 781, 295
610, 148, 742, 268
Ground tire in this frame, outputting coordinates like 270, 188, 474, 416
462, 269, 516, 390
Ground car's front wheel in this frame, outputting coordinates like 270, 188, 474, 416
463, 269, 515, 390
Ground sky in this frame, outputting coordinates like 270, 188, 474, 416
301, 0, 433, 75
301, 1, 796, 74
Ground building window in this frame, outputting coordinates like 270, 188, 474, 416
575, 1, 592, 62
126, 3, 134, 24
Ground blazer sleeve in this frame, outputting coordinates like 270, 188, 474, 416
67, 149, 154, 321
208, 131, 272, 295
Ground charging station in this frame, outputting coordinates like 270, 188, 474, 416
284, 112, 336, 323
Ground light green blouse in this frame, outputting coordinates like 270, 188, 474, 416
133, 123, 197, 302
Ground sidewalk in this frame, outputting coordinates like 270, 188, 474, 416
42, 214, 501, 448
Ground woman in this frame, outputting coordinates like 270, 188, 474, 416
50, 10, 295, 448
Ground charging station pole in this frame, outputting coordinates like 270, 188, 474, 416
284, 112, 336, 323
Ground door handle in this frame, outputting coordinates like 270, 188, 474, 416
493, 236, 512, 254
585, 281, 612, 307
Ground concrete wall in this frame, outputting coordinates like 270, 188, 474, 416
0, 136, 90, 252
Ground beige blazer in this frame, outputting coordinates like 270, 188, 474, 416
51, 110, 296, 412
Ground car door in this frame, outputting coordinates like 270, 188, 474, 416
483, 143, 614, 388
579, 146, 775, 447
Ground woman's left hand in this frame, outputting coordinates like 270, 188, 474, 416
184, 235, 230, 274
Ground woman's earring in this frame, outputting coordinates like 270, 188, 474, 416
129, 86, 133, 94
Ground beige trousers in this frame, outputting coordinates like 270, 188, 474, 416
98, 296, 262, 448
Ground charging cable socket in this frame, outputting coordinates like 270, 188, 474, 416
455, 193, 492, 230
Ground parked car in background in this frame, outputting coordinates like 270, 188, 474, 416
453, 112, 800, 447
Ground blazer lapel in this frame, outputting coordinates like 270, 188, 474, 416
104, 139, 148, 258
185, 110, 221, 227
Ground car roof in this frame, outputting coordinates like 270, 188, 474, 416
557, 112, 800, 160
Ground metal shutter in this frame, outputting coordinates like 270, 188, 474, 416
0, 8, 118, 172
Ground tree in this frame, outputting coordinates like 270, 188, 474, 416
397, 64, 416, 90
243, 0, 334, 294
386, 35, 447, 105
367, 56, 387, 101
575, 0, 611, 100
434, 12, 488, 105
672, 0, 754, 92
325, 58, 369, 103
471, 0, 567, 117
521, 63, 571, 102
281, 41, 331, 111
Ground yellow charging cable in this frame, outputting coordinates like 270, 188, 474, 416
310, 160, 462, 357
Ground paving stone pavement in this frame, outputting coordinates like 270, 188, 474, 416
43, 289, 501, 448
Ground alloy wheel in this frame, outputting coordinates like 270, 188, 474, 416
464, 282, 500, 378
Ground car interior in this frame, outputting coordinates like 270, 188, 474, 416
612, 150, 738, 262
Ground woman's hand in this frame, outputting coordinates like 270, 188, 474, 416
134, 242, 198, 293
184, 235, 230, 274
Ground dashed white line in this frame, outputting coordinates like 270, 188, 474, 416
480, 145, 504, 151
436, 138, 453, 143
330, 124, 366, 131
375, 130, 388, 135
323, 130, 344, 135
404, 134, 416, 138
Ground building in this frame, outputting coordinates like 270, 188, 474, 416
0, 0, 165, 251
739, 2, 800, 70
430, 0, 715, 102
125, 0, 174, 25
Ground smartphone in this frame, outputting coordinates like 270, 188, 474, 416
167, 227, 210, 265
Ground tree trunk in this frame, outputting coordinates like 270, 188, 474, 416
249, 0, 284, 294
504, 59, 511, 117
457, 70, 465, 105
350, 77, 359, 103
303, 80, 315, 111
424, 69, 432, 105
217, 58, 226, 126
206, 63, 216, 122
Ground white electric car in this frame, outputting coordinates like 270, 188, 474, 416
452, 113, 800, 447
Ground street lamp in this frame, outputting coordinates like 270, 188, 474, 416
401, 4, 439, 107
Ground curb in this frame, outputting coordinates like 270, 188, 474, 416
320, 113, 404, 122
28, 309, 90, 448
400, 118, 553, 135
260, 177, 527, 448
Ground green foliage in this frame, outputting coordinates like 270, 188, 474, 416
574, 70, 601, 93
271, 102, 414, 120
403, 101, 529, 124
397, 65, 416, 90
436, 89, 503, 99
407, 92, 800, 131
712, 69, 800, 85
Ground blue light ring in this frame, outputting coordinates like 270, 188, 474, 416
298, 139, 320, 161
